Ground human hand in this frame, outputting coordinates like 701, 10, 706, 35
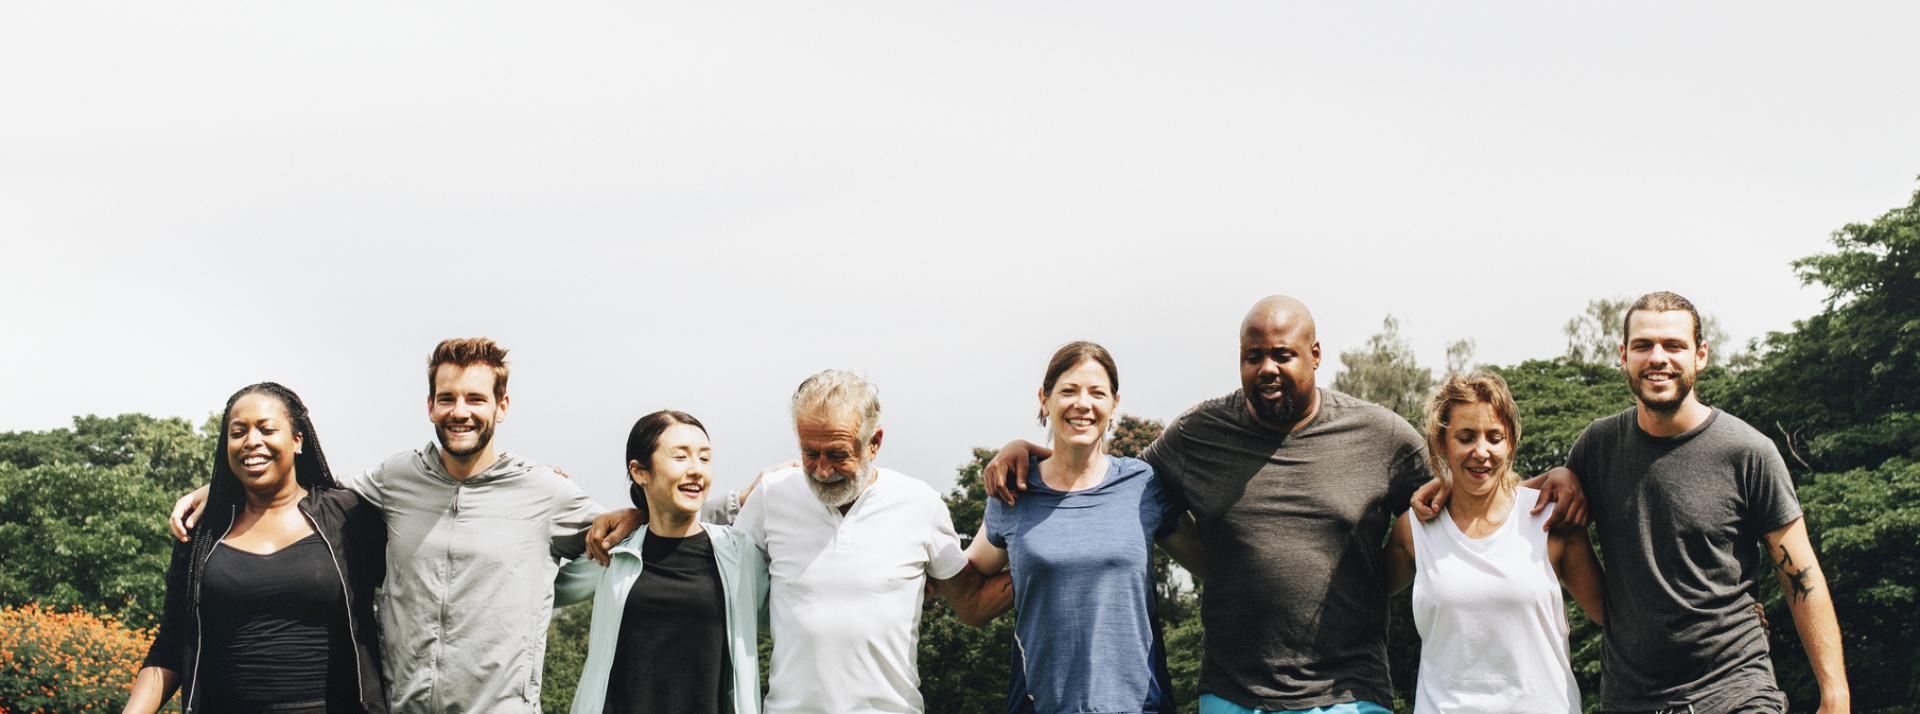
982, 440, 1041, 505
1532, 467, 1589, 530
585, 508, 644, 566
169, 485, 211, 542
743, 460, 797, 505
1409, 478, 1449, 521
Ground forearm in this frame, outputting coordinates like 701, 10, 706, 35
1782, 573, 1849, 707
122, 666, 177, 714
936, 566, 1012, 627
1767, 520, 1849, 709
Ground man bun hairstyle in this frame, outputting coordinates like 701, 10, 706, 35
624, 410, 708, 510
1037, 341, 1120, 425
1622, 291, 1704, 348
791, 369, 882, 444
427, 337, 510, 400
1421, 371, 1523, 490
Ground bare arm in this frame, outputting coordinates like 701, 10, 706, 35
122, 666, 178, 714
1384, 512, 1415, 594
1764, 517, 1850, 713
982, 440, 1052, 505
965, 521, 1009, 576
1550, 526, 1606, 626
1155, 511, 1207, 582
931, 561, 1013, 628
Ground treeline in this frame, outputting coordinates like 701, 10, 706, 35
3, 185, 1916, 711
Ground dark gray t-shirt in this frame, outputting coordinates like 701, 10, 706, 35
1142, 388, 1428, 711
1566, 407, 1802, 711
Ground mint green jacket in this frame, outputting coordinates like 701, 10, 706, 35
554, 524, 767, 714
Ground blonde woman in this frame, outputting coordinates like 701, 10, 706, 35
1384, 372, 1606, 713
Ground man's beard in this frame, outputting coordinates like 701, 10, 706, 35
807, 463, 873, 508
1248, 381, 1305, 427
435, 419, 495, 458
1631, 368, 1695, 414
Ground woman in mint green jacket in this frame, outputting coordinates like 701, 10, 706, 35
555, 410, 767, 714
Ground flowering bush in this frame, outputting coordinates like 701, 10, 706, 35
0, 603, 174, 713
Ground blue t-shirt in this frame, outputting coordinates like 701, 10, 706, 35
984, 454, 1181, 714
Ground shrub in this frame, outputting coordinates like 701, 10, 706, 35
0, 603, 174, 713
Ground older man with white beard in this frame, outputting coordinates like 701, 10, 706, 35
589, 369, 1001, 714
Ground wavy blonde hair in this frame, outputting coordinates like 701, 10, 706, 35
1421, 370, 1522, 489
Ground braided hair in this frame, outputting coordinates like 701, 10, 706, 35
185, 382, 340, 603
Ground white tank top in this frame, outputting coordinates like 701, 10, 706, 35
1410, 487, 1581, 713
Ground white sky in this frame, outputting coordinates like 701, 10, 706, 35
4, 2, 1917, 506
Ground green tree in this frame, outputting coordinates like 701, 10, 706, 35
1562, 297, 1632, 366
1715, 182, 1920, 710
0, 415, 211, 627
917, 448, 1017, 714
1334, 315, 1435, 421
1444, 338, 1476, 377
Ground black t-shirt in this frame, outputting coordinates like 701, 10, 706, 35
1140, 388, 1429, 711
201, 533, 351, 705
1567, 407, 1801, 711
604, 531, 730, 714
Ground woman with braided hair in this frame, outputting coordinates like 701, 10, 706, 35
126, 383, 389, 714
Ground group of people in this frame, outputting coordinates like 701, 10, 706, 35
123, 290, 1849, 714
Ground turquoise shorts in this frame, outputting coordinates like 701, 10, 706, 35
1197, 694, 1393, 714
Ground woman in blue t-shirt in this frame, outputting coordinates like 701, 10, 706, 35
963, 341, 1204, 714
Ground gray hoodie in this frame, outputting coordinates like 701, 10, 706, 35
345, 443, 604, 713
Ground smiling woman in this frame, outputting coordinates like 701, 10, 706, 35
552, 410, 767, 714
123, 383, 389, 714
957, 341, 1200, 714
1383, 372, 1607, 714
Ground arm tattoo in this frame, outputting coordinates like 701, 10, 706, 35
1776, 543, 1816, 604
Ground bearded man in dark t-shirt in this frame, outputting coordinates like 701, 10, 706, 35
1573, 293, 1847, 713
989, 296, 1587, 713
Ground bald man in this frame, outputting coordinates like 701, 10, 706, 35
988, 296, 1580, 714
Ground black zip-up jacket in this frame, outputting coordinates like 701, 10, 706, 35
142, 488, 389, 713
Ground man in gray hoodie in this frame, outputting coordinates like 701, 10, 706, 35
174, 338, 604, 712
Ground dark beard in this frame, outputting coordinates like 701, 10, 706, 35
436, 422, 495, 457
1634, 373, 1694, 414
1248, 386, 1302, 428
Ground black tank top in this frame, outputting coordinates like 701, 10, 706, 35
200, 533, 350, 706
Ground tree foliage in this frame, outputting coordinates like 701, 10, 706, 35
1333, 315, 1435, 421
1713, 182, 1920, 711
1563, 297, 1633, 366
0, 415, 212, 628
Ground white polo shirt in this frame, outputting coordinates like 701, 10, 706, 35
737, 467, 969, 714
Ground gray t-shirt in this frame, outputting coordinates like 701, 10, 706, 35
1566, 407, 1802, 712
1142, 388, 1428, 711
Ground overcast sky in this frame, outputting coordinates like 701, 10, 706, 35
5, 2, 1918, 507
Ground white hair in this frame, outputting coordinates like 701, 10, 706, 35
791, 369, 882, 442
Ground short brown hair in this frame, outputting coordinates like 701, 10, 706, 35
1038, 341, 1119, 423
427, 337, 510, 400
1622, 291, 1703, 347
1421, 371, 1522, 489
